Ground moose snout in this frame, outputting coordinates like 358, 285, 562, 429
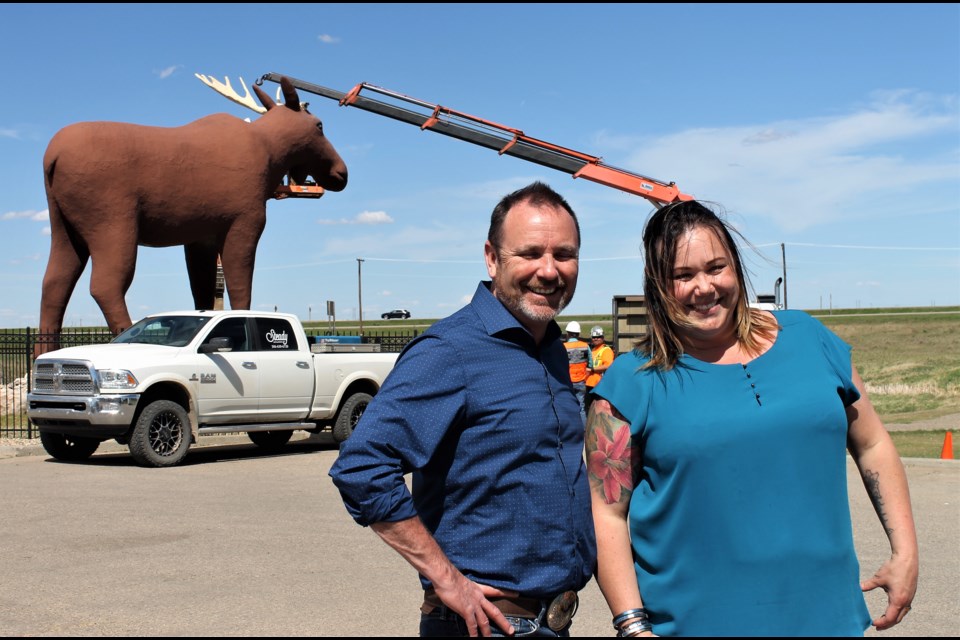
325, 162, 348, 192
291, 162, 348, 192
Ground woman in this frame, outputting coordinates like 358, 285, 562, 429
586, 201, 918, 636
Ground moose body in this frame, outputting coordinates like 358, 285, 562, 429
37, 77, 347, 351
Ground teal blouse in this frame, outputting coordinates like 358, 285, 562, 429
593, 310, 872, 636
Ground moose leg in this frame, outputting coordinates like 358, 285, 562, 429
184, 243, 220, 311
87, 241, 138, 335
37, 215, 89, 354
219, 221, 265, 310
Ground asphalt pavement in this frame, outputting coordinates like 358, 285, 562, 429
0, 433, 956, 637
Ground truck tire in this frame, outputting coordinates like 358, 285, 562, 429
39, 432, 100, 462
129, 400, 191, 467
333, 392, 372, 444
247, 430, 293, 451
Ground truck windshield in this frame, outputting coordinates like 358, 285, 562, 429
112, 316, 212, 347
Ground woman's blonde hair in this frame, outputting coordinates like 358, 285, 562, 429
638, 200, 778, 369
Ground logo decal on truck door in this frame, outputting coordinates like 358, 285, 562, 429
200, 373, 217, 384
265, 329, 289, 348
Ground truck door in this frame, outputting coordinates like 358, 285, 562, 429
253, 316, 314, 421
196, 317, 260, 423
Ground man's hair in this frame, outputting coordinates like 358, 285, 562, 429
487, 181, 580, 251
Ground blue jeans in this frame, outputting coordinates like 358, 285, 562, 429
420, 606, 571, 637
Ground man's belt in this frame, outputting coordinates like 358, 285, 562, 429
422, 588, 579, 631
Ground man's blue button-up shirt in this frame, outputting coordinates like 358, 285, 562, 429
329, 281, 596, 597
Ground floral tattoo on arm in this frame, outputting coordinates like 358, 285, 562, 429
586, 399, 636, 505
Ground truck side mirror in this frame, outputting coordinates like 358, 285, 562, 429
199, 337, 233, 353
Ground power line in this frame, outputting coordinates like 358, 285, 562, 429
758, 242, 958, 251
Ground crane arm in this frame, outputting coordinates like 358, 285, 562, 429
258, 73, 692, 207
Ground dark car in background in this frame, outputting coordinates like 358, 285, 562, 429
381, 309, 411, 320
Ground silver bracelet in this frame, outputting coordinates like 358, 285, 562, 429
612, 608, 648, 629
617, 619, 653, 637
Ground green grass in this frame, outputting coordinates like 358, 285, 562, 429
811, 305, 960, 316
816, 312, 960, 422
888, 430, 956, 459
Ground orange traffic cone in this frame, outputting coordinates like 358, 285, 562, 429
941, 431, 954, 460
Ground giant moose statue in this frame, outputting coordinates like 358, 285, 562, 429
36, 75, 347, 353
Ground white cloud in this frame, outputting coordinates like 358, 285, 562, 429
316, 224, 480, 261
2, 209, 48, 221
356, 210, 394, 224
157, 65, 180, 79
0, 128, 18, 139
317, 210, 395, 225
318, 34, 341, 44
5, 250, 45, 266
612, 90, 959, 232
743, 129, 795, 145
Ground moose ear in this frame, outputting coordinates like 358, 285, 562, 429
279, 77, 302, 112
252, 83, 277, 111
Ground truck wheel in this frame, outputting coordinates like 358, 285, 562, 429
248, 430, 293, 451
129, 400, 191, 467
40, 432, 100, 462
333, 392, 372, 443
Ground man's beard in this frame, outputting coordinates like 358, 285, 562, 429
497, 280, 573, 326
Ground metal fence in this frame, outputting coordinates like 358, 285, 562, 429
0, 328, 416, 440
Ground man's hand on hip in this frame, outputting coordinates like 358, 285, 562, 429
434, 576, 517, 637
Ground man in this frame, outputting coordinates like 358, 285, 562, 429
584, 325, 614, 413
562, 321, 591, 425
329, 181, 596, 637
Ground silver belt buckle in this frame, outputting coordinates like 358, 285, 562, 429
546, 591, 578, 631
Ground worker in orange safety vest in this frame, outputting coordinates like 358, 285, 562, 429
585, 325, 614, 413
564, 321, 591, 425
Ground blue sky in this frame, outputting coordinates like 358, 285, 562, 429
2, 3, 958, 327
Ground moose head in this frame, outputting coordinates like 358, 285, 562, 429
196, 74, 348, 192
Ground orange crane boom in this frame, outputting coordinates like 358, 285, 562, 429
259, 73, 692, 208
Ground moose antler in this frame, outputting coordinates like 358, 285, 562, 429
195, 74, 270, 114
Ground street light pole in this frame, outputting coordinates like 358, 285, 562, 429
357, 258, 365, 337
781, 243, 788, 310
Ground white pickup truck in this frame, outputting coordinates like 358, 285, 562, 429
27, 310, 399, 467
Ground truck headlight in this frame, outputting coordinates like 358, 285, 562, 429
93, 397, 124, 414
97, 369, 138, 389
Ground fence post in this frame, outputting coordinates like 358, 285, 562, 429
25, 326, 33, 438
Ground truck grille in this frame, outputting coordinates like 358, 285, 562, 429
33, 360, 96, 394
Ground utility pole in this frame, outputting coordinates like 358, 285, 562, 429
357, 258, 365, 337
781, 243, 788, 310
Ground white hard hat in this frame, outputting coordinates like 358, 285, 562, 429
565, 321, 581, 334
591, 325, 604, 338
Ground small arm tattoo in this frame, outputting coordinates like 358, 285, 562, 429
863, 468, 894, 536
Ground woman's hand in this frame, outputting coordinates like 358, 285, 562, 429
861, 553, 918, 630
